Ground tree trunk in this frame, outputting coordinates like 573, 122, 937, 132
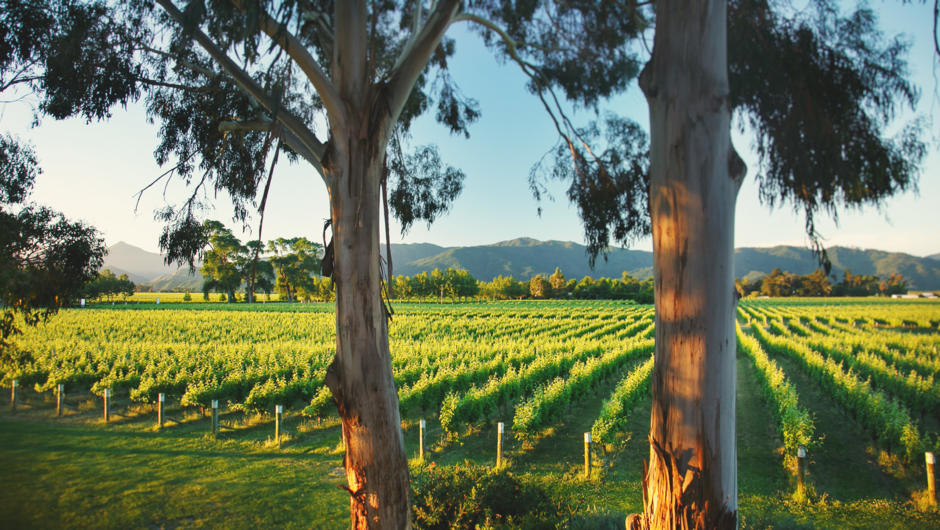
323, 134, 410, 529
633, 0, 745, 528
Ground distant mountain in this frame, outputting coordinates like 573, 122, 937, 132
105, 240, 940, 291
928, 252, 940, 261
392, 238, 652, 281
147, 267, 202, 292
390, 239, 940, 290
102, 242, 180, 284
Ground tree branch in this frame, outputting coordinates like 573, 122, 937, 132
334, 1, 368, 106
218, 119, 274, 133
154, 0, 327, 180
231, 0, 344, 129
386, 0, 462, 124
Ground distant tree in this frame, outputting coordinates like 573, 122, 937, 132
268, 237, 321, 302
835, 269, 881, 296
760, 268, 795, 297
0, 135, 105, 362
548, 267, 567, 297
444, 268, 478, 298
529, 274, 550, 299
734, 277, 761, 298
797, 269, 832, 297
879, 273, 907, 296
200, 221, 247, 303
482, 275, 523, 300
573, 276, 597, 299
84, 269, 135, 301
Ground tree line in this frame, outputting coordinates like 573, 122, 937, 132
393, 267, 656, 303
199, 222, 918, 303
736, 268, 910, 298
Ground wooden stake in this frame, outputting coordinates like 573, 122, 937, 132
927, 452, 937, 507
419, 419, 426, 462
275, 405, 283, 445
56, 384, 64, 417
584, 432, 592, 478
157, 393, 165, 429
10, 379, 17, 412
211, 400, 219, 435
496, 422, 504, 468
103, 389, 111, 422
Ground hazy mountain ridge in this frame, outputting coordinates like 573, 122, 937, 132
105, 239, 940, 291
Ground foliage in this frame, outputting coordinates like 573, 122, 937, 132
736, 322, 815, 463
267, 237, 323, 302
749, 317, 924, 462
737, 267, 910, 297
394, 268, 478, 300
410, 461, 560, 529
83, 269, 135, 301
0, 134, 105, 361
591, 356, 655, 445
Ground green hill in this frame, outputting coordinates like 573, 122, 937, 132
106, 240, 940, 291
391, 239, 940, 290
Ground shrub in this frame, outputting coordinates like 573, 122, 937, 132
410, 461, 560, 529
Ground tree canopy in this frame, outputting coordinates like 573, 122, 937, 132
0, 134, 105, 358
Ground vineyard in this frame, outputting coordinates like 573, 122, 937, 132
1, 299, 939, 528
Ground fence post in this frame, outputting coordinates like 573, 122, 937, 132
419, 419, 426, 462
103, 389, 111, 422
927, 452, 937, 507
275, 405, 283, 446
10, 379, 17, 412
496, 422, 504, 468
157, 393, 165, 429
57, 384, 64, 417
211, 400, 219, 435
584, 432, 592, 478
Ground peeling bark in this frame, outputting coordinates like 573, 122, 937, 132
633, 0, 741, 528
323, 128, 411, 529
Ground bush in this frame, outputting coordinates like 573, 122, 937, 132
410, 461, 561, 529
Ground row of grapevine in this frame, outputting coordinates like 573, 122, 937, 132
773, 320, 940, 416
748, 323, 924, 461
590, 355, 654, 445
736, 324, 815, 460
511, 340, 655, 441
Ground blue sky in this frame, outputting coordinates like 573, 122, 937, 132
2, 1, 939, 257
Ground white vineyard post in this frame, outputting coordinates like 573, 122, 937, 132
927, 452, 936, 507
496, 422, 504, 468
211, 400, 219, 435
57, 384, 65, 417
275, 405, 283, 446
103, 389, 111, 422
584, 432, 592, 478
797, 446, 807, 491
157, 393, 165, 429
10, 379, 17, 412
419, 419, 426, 462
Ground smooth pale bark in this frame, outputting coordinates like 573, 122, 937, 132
632, 0, 745, 528
323, 129, 411, 528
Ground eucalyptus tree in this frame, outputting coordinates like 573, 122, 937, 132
199, 220, 247, 302
267, 236, 321, 302
0, 0, 925, 528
